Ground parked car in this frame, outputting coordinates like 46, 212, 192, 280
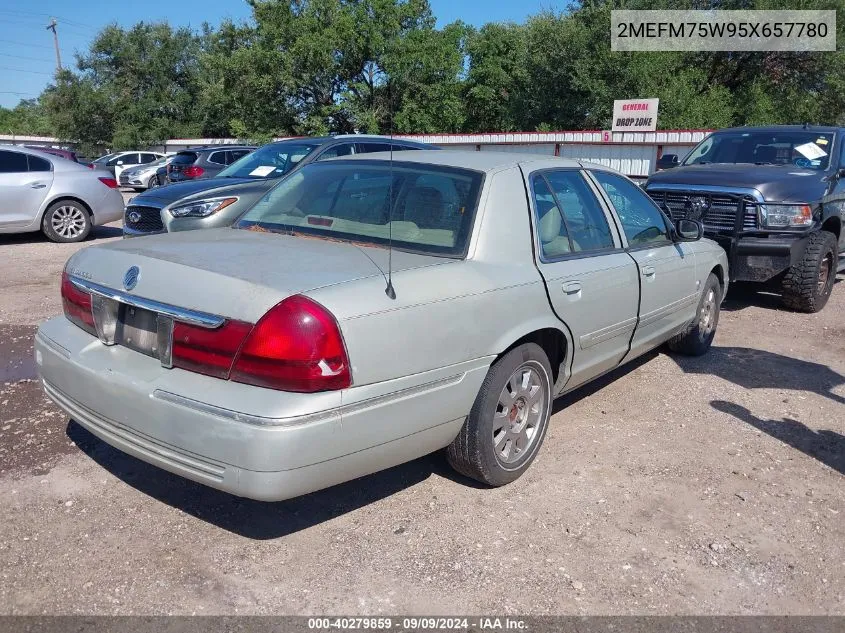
23, 146, 79, 163
87, 151, 164, 178
38, 151, 727, 501
119, 155, 174, 191
0, 145, 124, 242
646, 125, 844, 312
124, 135, 436, 237
166, 145, 256, 183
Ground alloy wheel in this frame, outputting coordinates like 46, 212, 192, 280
50, 205, 87, 240
492, 364, 546, 465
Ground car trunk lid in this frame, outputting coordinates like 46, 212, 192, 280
65, 228, 443, 323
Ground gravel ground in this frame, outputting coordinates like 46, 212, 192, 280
0, 214, 842, 615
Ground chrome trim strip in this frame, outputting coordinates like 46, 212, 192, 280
579, 316, 638, 350
153, 372, 466, 428
69, 276, 225, 329
638, 292, 699, 327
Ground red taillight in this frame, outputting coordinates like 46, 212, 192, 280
172, 319, 252, 380
98, 177, 118, 189
230, 295, 351, 393
183, 166, 204, 179
61, 272, 96, 335
87, 163, 95, 169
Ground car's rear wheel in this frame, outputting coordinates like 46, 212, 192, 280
447, 343, 553, 486
41, 200, 92, 243
667, 272, 721, 356
781, 230, 838, 313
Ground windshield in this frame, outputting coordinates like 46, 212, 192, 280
146, 156, 169, 167
684, 130, 835, 170
218, 143, 320, 179
236, 161, 484, 257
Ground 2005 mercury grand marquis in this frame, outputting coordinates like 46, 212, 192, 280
35, 151, 728, 501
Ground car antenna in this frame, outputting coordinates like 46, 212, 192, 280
384, 80, 397, 300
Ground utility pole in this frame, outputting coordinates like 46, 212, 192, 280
46, 18, 62, 72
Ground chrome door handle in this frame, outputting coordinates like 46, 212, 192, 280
562, 280, 582, 294
30, 183, 47, 189
642, 266, 656, 277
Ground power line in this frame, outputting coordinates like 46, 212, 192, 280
0, 52, 54, 63
0, 65, 54, 76
0, 9, 97, 29
0, 38, 54, 50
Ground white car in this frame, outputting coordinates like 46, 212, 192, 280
0, 145, 125, 242
118, 155, 174, 191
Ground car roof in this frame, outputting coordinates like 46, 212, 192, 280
714, 125, 843, 134
0, 144, 85, 170
338, 149, 584, 173
177, 145, 257, 153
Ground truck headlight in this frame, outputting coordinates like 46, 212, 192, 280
168, 197, 238, 218
759, 203, 813, 228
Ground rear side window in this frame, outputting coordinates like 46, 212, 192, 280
139, 153, 158, 164
171, 152, 198, 165
208, 151, 227, 165
27, 155, 52, 172
237, 161, 484, 257
592, 170, 670, 246
317, 143, 355, 160
531, 171, 614, 259
229, 149, 251, 162
0, 150, 29, 173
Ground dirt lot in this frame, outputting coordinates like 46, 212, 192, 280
0, 218, 842, 615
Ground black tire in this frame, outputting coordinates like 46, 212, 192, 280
41, 199, 92, 243
781, 230, 838, 313
446, 343, 553, 486
667, 272, 721, 356
147, 175, 159, 189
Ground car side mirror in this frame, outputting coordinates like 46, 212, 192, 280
675, 218, 703, 241
656, 154, 679, 170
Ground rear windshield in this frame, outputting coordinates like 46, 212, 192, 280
684, 130, 835, 170
171, 152, 198, 165
236, 161, 484, 257
218, 142, 320, 179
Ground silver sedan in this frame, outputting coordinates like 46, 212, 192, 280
0, 145, 125, 242
35, 151, 728, 501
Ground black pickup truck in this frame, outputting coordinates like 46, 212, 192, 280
646, 125, 844, 312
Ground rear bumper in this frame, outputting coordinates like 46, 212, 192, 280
710, 233, 811, 283
35, 316, 486, 501
91, 188, 126, 226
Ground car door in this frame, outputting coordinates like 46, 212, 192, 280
526, 168, 640, 389
588, 169, 699, 359
0, 150, 53, 228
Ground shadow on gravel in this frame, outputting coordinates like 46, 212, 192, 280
722, 275, 843, 313
711, 400, 845, 476
65, 421, 484, 540
671, 346, 844, 406
0, 225, 122, 246
552, 351, 658, 415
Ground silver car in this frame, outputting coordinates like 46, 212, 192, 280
0, 145, 125, 242
35, 151, 728, 501
118, 155, 174, 191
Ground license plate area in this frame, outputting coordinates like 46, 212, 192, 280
109, 304, 174, 366
117, 305, 160, 358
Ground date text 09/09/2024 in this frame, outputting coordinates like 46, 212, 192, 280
307, 618, 528, 630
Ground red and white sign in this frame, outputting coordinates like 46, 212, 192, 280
612, 98, 659, 132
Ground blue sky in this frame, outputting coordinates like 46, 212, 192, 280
0, 0, 565, 109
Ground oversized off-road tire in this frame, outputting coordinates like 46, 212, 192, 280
41, 199, 92, 243
667, 272, 721, 356
781, 230, 838, 313
446, 343, 553, 486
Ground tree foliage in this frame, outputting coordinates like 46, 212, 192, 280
1, 0, 842, 146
